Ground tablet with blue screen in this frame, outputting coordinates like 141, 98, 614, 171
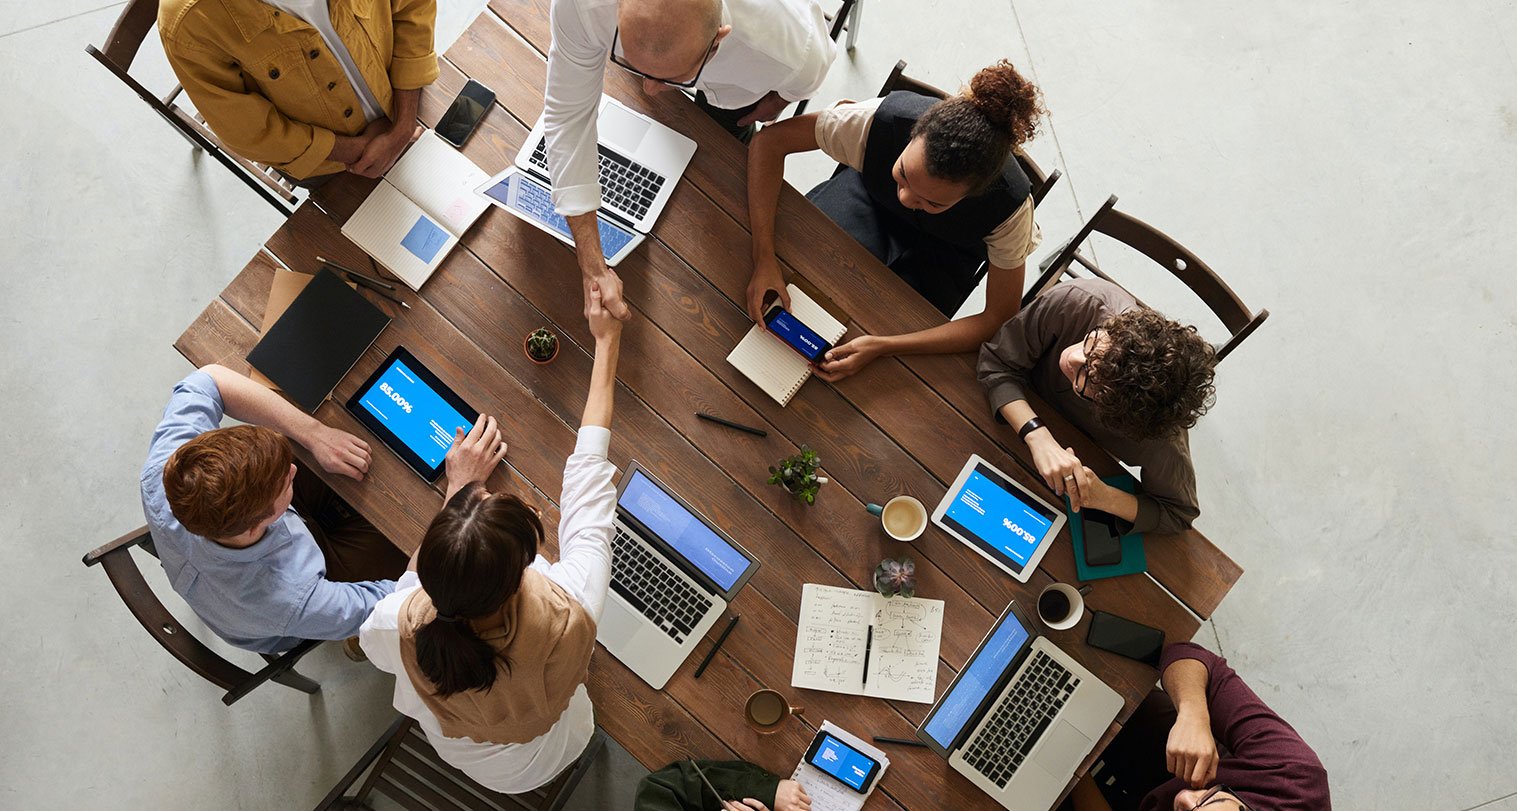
345, 347, 479, 482
932, 454, 1067, 582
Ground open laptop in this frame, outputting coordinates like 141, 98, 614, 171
915, 601, 1122, 811
598, 461, 759, 689
477, 95, 696, 266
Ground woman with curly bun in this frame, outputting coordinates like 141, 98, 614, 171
746, 60, 1047, 381
977, 279, 1218, 535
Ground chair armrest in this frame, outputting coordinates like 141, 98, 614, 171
82, 527, 153, 567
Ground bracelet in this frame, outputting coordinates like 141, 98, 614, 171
1017, 417, 1046, 442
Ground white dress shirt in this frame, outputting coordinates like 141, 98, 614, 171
360, 426, 618, 793
261, 0, 386, 121
543, 0, 836, 215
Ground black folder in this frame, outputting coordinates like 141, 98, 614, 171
246, 268, 391, 413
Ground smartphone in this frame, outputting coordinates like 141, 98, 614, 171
1086, 610, 1165, 667
436, 79, 495, 148
804, 731, 881, 794
763, 302, 833, 363
1081, 509, 1124, 566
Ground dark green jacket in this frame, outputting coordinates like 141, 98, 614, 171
634, 760, 781, 811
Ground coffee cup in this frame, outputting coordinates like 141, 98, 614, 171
866, 496, 928, 541
1036, 583, 1086, 631
744, 689, 804, 733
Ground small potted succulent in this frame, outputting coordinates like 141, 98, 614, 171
524, 327, 560, 365
874, 557, 917, 598
768, 445, 828, 505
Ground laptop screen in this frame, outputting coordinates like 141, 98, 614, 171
619, 469, 749, 591
920, 604, 1031, 752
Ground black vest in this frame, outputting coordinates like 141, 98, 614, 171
861, 91, 1032, 257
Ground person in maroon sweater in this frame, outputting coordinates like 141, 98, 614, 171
1069, 643, 1331, 811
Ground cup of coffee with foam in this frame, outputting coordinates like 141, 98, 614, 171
866, 496, 928, 542
744, 689, 803, 734
1036, 582, 1086, 631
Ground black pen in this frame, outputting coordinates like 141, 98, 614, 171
861, 623, 873, 687
872, 736, 929, 748
318, 256, 395, 289
695, 412, 767, 437
692, 615, 739, 679
347, 273, 411, 310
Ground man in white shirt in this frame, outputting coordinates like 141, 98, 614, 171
544, 0, 836, 320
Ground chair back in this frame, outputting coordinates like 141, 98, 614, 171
1026, 195, 1269, 362
82, 527, 321, 705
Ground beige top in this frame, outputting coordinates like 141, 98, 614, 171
813, 97, 1042, 269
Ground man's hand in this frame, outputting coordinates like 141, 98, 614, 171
814, 335, 883, 382
586, 281, 624, 343
737, 91, 792, 127
305, 423, 372, 481
1166, 709, 1219, 788
583, 267, 630, 321
746, 254, 790, 324
1027, 433, 1086, 505
443, 414, 507, 499
349, 122, 422, 178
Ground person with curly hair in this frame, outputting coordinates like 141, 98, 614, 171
977, 278, 1218, 534
746, 60, 1047, 381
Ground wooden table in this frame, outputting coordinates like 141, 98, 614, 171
175, 5, 1242, 807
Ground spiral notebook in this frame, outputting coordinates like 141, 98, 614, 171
726, 284, 847, 406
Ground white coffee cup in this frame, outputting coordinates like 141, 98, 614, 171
1036, 582, 1085, 631
867, 496, 928, 541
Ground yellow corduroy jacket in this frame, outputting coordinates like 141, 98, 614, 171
159, 0, 439, 179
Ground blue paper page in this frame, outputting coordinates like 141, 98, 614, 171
400, 215, 450, 264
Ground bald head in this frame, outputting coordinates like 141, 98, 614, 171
617, 0, 724, 84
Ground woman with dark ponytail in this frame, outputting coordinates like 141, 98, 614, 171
746, 59, 1047, 381
360, 284, 623, 792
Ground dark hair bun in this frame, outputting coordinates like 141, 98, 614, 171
967, 60, 1045, 145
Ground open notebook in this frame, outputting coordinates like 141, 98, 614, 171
341, 130, 490, 291
726, 284, 847, 406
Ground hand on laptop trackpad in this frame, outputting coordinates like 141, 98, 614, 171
600, 102, 652, 153
1033, 722, 1091, 773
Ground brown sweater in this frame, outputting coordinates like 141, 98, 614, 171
396, 568, 597, 745
977, 279, 1200, 535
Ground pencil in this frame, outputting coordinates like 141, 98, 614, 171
692, 615, 739, 679
319, 256, 395, 289
695, 412, 767, 437
872, 736, 929, 748
347, 273, 411, 310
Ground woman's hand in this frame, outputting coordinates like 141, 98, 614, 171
814, 335, 883, 382
1026, 432, 1088, 506
586, 281, 624, 343
1166, 709, 1219, 788
443, 414, 507, 499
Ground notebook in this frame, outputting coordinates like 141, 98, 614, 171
790, 584, 944, 704
341, 130, 490, 291
1069, 473, 1148, 581
789, 722, 890, 811
726, 284, 847, 406
246, 268, 391, 413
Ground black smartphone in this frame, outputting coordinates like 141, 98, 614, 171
436, 79, 495, 148
804, 730, 882, 794
763, 302, 833, 363
1081, 509, 1124, 566
1086, 610, 1165, 667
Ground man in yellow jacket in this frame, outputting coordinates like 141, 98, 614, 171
159, 0, 438, 181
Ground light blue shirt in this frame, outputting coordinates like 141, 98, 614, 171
140, 372, 395, 653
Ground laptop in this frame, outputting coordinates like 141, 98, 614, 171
915, 601, 1123, 811
477, 95, 696, 266
597, 461, 759, 689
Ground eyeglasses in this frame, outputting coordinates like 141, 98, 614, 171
1073, 330, 1101, 400
609, 27, 719, 89
1189, 785, 1251, 811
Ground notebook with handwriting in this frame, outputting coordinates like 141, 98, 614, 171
726, 284, 846, 406
341, 130, 490, 291
790, 584, 944, 704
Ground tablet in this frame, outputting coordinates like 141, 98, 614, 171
932, 454, 1066, 583
345, 347, 479, 482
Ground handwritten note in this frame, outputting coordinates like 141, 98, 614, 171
791, 584, 944, 704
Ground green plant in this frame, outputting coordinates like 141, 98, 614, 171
768, 445, 823, 505
526, 327, 559, 362
874, 557, 917, 598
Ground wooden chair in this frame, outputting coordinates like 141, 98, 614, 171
314, 716, 608, 811
789, 0, 863, 116
1024, 194, 1269, 362
82, 527, 323, 706
85, 0, 301, 216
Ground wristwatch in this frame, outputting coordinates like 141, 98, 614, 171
1017, 417, 1046, 442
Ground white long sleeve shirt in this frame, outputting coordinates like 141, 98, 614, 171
543, 0, 836, 216
360, 426, 618, 793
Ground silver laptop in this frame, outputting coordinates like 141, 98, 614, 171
597, 461, 759, 689
916, 601, 1123, 811
476, 96, 696, 266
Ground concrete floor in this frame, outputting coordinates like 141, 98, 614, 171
2, 0, 1513, 808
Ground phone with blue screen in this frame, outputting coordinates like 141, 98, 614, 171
804, 731, 881, 794
763, 302, 832, 363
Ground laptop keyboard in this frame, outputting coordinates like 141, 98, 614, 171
530, 140, 666, 221
962, 651, 1080, 789
610, 527, 713, 644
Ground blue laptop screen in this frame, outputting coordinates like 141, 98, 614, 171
921, 608, 1031, 750
482, 173, 637, 258
356, 358, 472, 469
619, 470, 748, 591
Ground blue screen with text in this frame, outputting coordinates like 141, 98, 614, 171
765, 307, 831, 362
944, 466, 1056, 567
619, 471, 748, 591
357, 359, 472, 469
922, 611, 1030, 749
809, 733, 878, 791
